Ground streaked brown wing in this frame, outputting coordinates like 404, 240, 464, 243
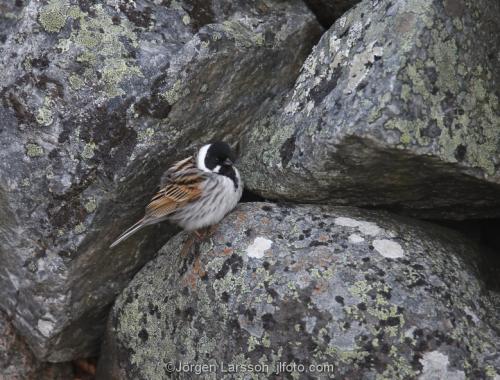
145, 183, 202, 219
160, 156, 197, 186
145, 156, 204, 220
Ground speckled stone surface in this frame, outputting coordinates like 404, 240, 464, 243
0, 0, 321, 361
99, 203, 500, 379
240, 0, 500, 220
0, 311, 72, 379
0, 0, 24, 47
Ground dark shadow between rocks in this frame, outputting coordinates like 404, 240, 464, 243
430, 218, 500, 292
303, 0, 362, 29
241, 188, 266, 203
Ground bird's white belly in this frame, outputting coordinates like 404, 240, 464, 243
172, 174, 242, 231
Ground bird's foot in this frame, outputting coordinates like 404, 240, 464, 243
193, 229, 205, 241
180, 235, 195, 258
193, 224, 219, 242
207, 223, 219, 236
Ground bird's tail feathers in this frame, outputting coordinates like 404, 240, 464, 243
110, 218, 147, 248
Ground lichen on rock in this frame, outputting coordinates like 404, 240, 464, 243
0, 0, 321, 362
38, 0, 69, 33
240, 0, 500, 220
99, 203, 500, 379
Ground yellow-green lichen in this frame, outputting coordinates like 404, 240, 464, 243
102, 61, 143, 97
431, 32, 459, 93
162, 80, 183, 105
376, 352, 416, 380
262, 332, 271, 348
400, 84, 411, 102
76, 51, 97, 65
212, 31, 222, 41
212, 271, 250, 303
74, 223, 86, 234
182, 14, 191, 25
38, 0, 68, 33
35, 97, 54, 127
55, 3, 143, 97
253, 33, 264, 46
197, 333, 216, 355
484, 365, 498, 378
221, 21, 261, 49
349, 280, 372, 301
247, 335, 259, 352
337, 348, 370, 365
69, 74, 84, 90
84, 198, 97, 213
391, 22, 500, 176
384, 119, 426, 146
23, 56, 33, 71
137, 128, 155, 141
26, 143, 44, 157
82, 142, 96, 159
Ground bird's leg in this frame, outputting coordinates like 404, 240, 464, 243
193, 229, 205, 241
207, 223, 219, 235
204, 224, 219, 247
193, 225, 219, 241
180, 234, 195, 257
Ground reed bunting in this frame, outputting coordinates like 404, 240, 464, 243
110, 142, 243, 248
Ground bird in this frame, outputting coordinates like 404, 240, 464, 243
110, 141, 243, 248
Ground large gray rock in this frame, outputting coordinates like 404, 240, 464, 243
0, 0, 321, 361
241, 0, 500, 220
0, 311, 72, 379
99, 203, 500, 380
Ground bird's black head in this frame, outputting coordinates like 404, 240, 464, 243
199, 141, 237, 172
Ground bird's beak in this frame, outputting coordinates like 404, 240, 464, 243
223, 158, 233, 166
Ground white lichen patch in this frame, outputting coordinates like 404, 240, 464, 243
182, 14, 191, 25
464, 306, 480, 324
419, 351, 465, 380
348, 234, 365, 244
373, 239, 404, 258
35, 97, 54, 126
6, 269, 20, 289
358, 222, 382, 236
404, 326, 417, 338
335, 217, 361, 228
26, 143, 44, 157
345, 40, 384, 94
334, 217, 382, 236
37, 318, 55, 337
74, 223, 86, 234
84, 198, 97, 213
82, 142, 96, 159
247, 237, 272, 259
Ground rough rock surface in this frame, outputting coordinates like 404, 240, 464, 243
0, 0, 321, 361
241, 0, 500, 220
99, 203, 500, 380
304, 0, 361, 28
0, 311, 72, 379
0, 0, 25, 46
